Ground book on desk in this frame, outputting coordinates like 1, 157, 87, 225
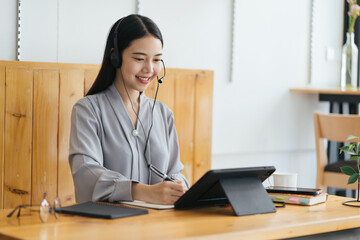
268, 192, 328, 206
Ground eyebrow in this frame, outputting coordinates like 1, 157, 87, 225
132, 52, 162, 57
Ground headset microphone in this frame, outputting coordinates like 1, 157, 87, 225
157, 59, 166, 84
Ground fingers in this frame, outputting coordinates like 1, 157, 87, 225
157, 181, 187, 204
144, 180, 188, 205
170, 180, 187, 192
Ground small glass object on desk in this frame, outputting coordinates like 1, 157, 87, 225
7, 193, 61, 223
341, 32, 359, 90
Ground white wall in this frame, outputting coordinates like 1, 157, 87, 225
0, 0, 17, 60
0, 0, 344, 188
311, 0, 344, 87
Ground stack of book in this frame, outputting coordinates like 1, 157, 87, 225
266, 187, 328, 206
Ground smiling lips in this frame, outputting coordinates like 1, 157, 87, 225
136, 76, 151, 84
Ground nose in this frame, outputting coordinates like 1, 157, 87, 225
143, 60, 154, 74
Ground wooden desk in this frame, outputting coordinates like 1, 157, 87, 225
290, 86, 360, 94
0, 195, 360, 240
290, 87, 360, 114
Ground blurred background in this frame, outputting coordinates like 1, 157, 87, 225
0, 0, 344, 188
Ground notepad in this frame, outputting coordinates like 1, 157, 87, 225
268, 192, 328, 206
59, 201, 148, 219
120, 200, 174, 209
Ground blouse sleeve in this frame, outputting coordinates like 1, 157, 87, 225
69, 98, 133, 203
166, 113, 190, 189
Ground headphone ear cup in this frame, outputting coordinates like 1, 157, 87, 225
110, 50, 121, 68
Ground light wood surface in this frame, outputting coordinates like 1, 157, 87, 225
4, 67, 33, 209
0, 66, 4, 209
290, 86, 360, 95
313, 112, 360, 192
193, 71, 214, 181
32, 69, 59, 204
0, 60, 213, 209
0, 195, 360, 240
57, 69, 84, 206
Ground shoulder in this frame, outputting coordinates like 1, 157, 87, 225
153, 100, 175, 126
146, 97, 174, 120
73, 91, 108, 117
156, 101, 173, 115
74, 91, 107, 110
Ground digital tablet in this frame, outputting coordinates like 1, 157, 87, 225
265, 186, 322, 195
174, 166, 276, 209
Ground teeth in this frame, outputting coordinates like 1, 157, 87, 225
138, 76, 149, 81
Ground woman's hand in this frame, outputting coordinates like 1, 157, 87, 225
132, 180, 187, 205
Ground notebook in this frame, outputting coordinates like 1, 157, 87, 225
268, 192, 328, 206
59, 201, 148, 219
120, 200, 174, 209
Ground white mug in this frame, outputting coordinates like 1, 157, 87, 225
272, 172, 298, 188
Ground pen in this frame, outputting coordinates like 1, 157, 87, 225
149, 165, 177, 183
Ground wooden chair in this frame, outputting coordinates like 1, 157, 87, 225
313, 112, 360, 193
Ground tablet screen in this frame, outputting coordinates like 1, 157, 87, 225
174, 166, 275, 209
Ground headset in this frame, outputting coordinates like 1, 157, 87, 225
110, 18, 124, 68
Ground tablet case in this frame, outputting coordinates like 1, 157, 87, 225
59, 201, 148, 219
174, 166, 276, 216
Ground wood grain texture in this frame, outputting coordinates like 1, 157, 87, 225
174, 73, 195, 184
193, 71, 213, 182
290, 87, 360, 95
84, 69, 99, 95
316, 112, 360, 142
0, 66, 5, 209
0, 61, 213, 208
145, 70, 175, 111
4, 67, 33, 208
0, 195, 359, 240
32, 69, 59, 205
58, 69, 84, 206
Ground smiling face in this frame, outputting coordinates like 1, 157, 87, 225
116, 35, 163, 94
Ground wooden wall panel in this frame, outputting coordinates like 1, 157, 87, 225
32, 69, 59, 205
174, 74, 195, 184
0, 61, 213, 207
193, 71, 213, 182
145, 70, 175, 111
58, 69, 84, 206
4, 67, 33, 208
156, 72, 175, 111
0, 66, 5, 208
84, 69, 99, 95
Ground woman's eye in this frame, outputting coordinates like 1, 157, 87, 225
134, 58, 144, 61
154, 59, 161, 62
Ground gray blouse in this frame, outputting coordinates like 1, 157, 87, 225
69, 83, 189, 203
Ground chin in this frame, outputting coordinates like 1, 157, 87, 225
137, 85, 149, 93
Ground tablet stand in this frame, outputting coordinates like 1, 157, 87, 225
219, 177, 276, 216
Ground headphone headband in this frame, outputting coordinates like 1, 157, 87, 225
110, 18, 125, 68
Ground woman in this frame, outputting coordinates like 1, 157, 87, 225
69, 14, 189, 205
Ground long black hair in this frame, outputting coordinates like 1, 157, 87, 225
86, 14, 163, 96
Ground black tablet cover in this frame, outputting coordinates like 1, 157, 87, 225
174, 166, 275, 209
59, 201, 148, 219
